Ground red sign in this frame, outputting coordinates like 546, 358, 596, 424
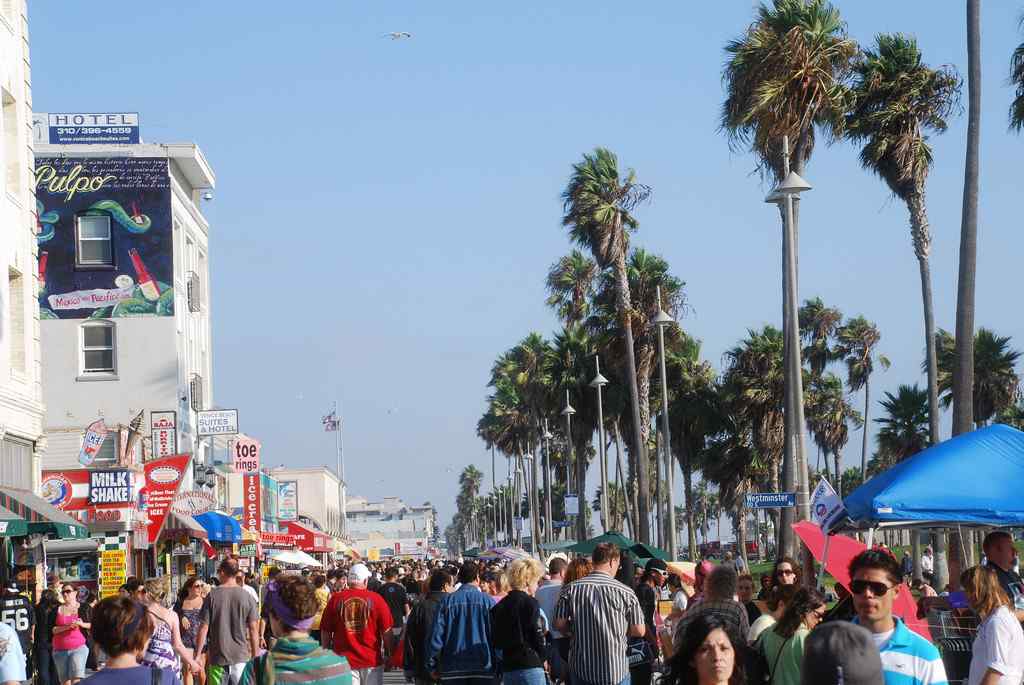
40, 469, 135, 523
243, 473, 261, 534
144, 455, 191, 544
260, 531, 297, 547
283, 521, 331, 552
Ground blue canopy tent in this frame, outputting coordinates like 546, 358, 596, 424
829, 424, 1024, 534
195, 511, 243, 543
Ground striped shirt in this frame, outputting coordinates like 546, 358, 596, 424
554, 571, 643, 685
239, 636, 352, 685
855, 618, 948, 685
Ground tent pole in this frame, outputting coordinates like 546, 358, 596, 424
957, 524, 968, 566
866, 528, 875, 548
816, 534, 831, 591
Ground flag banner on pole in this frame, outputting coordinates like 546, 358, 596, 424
322, 411, 340, 432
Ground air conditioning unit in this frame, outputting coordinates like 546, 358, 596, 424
190, 374, 204, 412
187, 271, 201, 313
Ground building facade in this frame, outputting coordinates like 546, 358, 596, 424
346, 495, 437, 559
34, 143, 215, 469
0, 0, 45, 490
268, 465, 344, 539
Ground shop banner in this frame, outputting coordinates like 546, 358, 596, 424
278, 481, 297, 521
144, 454, 191, 544
88, 470, 133, 505
243, 473, 261, 534
79, 419, 108, 466
170, 490, 216, 517
41, 469, 137, 524
151, 411, 177, 458
99, 549, 127, 598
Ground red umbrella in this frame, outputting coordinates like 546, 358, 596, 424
792, 521, 931, 642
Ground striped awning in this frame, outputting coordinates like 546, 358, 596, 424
0, 506, 28, 537
0, 487, 87, 539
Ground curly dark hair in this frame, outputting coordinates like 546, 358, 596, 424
773, 587, 825, 639
848, 549, 901, 587
275, 575, 320, 620
664, 613, 745, 685
771, 556, 802, 587
92, 597, 154, 657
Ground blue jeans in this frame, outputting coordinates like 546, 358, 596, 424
503, 669, 546, 685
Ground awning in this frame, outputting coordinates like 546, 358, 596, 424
0, 506, 28, 537
269, 549, 324, 568
164, 512, 209, 540
194, 511, 242, 543
0, 487, 87, 539
282, 521, 332, 553
44, 537, 102, 556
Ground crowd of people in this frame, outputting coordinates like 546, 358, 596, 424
1, 531, 1023, 685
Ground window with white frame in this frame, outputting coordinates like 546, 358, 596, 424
81, 321, 116, 375
75, 214, 113, 267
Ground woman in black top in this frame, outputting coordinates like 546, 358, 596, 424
34, 589, 60, 685
490, 558, 547, 685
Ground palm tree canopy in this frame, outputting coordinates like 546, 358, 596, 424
874, 384, 929, 464
561, 148, 650, 267
837, 315, 890, 392
721, 0, 858, 177
933, 328, 1022, 423
805, 372, 863, 457
799, 297, 843, 376
546, 250, 599, 327
846, 33, 961, 201
1011, 31, 1024, 131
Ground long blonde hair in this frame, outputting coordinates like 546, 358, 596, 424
961, 565, 1011, 619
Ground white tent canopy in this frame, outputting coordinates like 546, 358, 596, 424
269, 549, 324, 568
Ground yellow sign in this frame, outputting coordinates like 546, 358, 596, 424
367, 548, 380, 561
185, 563, 195, 576
99, 549, 127, 598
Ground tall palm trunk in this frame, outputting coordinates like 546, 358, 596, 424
908, 188, 941, 584
860, 378, 871, 481
736, 501, 749, 568
576, 435, 588, 543
612, 229, 651, 544
677, 438, 698, 560
834, 452, 842, 498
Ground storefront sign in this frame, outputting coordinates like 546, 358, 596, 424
151, 411, 177, 458
144, 455, 191, 544
99, 549, 127, 598
278, 481, 297, 521
243, 473, 261, 534
185, 562, 195, 576
260, 531, 297, 547
88, 470, 133, 505
232, 436, 260, 473
41, 112, 140, 145
90, 509, 123, 523
197, 410, 238, 436
171, 490, 216, 517
237, 542, 258, 558
41, 469, 135, 526
172, 544, 192, 556
79, 419, 108, 466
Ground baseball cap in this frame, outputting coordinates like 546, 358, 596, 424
801, 622, 883, 685
645, 558, 668, 574
348, 563, 372, 583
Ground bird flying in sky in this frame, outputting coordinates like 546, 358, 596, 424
382, 32, 412, 40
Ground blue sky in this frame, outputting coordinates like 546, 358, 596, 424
29, 1, 1024, 532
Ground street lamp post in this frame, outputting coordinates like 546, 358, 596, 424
561, 390, 576, 540
653, 286, 677, 560
542, 420, 554, 544
765, 134, 813, 563
590, 358, 610, 532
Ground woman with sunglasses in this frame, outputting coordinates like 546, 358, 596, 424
52, 585, 90, 685
961, 565, 1024, 685
756, 587, 825, 685
769, 558, 800, 589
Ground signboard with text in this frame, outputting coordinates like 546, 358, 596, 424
99, 549, 127, 598
745, 492, 796, 509
39, 112, 140, 145
233, 436, 261, 473
150, 411, 177, 458
197, 410, 239, 436
88, 470, 133, 505
278, 481, 297, 521
243, 473, 261, 534
143, 455, 190, 544
170, 490, 216, 517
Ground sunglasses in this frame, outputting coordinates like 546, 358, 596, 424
778, 569, 796, 576
850, 579, 892, 596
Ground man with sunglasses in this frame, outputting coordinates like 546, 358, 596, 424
849, 550, 947, 685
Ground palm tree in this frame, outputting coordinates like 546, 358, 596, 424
799, 297, 843, 376
934, 328, 1022, 427
953, 0, 981, 438
804, 372, 862, 496
837, 316, 890, 481
458, 465, 484, 546
546, 250, 599, 327
845, 33, 960, 447
874, 384, 930, 471
1011, 21, 1024, 130
562, 148, 652, 542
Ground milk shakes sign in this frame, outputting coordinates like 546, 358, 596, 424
88, 470, 133, 505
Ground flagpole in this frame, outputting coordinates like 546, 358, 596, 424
334, 401, 346, 540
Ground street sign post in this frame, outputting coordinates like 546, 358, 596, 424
745, 492, 796, 509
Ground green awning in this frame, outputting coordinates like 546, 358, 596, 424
0, 506, 28, 537
0, 488, 87, 539
567, 532, 635, 555
629, 543, 669, 561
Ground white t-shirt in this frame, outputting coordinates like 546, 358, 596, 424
672, 590, 688, 613
871, 627, 895, 651
969, 605, 1024, 685
0, 622, 26, 684
921, 554, 934, 573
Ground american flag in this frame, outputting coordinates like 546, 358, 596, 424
322, 411, 340, 432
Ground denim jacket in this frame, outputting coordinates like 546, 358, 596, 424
426, 584, 495, 679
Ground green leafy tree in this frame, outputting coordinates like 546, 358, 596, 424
846, 33, 960, 447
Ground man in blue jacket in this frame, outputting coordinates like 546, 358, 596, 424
427, 561, 495, 685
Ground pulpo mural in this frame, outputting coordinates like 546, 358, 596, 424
35, 157, 173, 319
